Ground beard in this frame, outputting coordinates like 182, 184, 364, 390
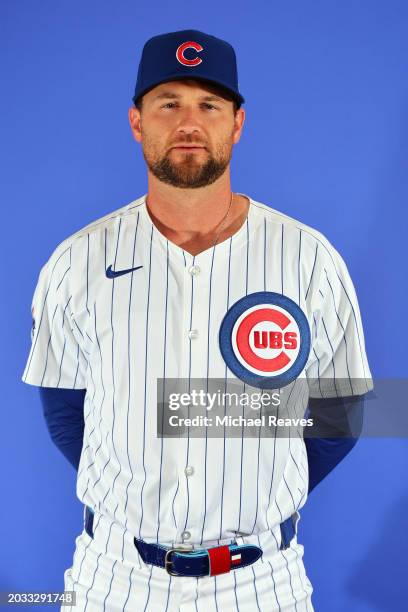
141, 136, 233, 189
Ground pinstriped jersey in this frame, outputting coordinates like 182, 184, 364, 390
21, 192, 373, 545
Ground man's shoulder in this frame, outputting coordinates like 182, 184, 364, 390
249, 196, 343, 263
43, 195, 146, 269
63, 194, 146, 246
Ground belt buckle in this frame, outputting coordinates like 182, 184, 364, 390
164, 545, 200, 577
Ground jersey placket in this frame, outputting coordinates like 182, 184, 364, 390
171, 249, 214, 545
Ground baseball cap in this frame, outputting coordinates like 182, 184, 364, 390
132, 29, 245, 107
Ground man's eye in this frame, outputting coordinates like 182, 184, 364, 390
161, 102, 217, 110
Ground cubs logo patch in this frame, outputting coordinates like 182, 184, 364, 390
219, 292, 311, 389
176, 41, 203, 66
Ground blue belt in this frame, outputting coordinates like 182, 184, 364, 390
84, 506, 297, 578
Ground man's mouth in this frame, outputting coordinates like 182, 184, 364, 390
171, 145, 206, 150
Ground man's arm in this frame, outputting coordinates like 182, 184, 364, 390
304, 395, 365, 494
38, 387, 86, 470
37, 385, 365, 491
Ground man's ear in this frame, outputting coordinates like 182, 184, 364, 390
232, 107, 245, 145
128, 107, 142, 143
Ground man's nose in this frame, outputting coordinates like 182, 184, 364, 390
175, 107, 203, 134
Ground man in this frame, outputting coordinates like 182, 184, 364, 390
22, 29, 373, 611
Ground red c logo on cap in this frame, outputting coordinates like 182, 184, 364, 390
176, 41, 203, 66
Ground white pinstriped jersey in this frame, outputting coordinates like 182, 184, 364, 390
21, 192, 373, 545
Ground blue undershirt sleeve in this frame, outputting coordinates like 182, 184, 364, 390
304, 395, 365, 494
38, 386, 86, 471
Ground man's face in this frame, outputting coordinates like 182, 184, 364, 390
129, 79, 245, 189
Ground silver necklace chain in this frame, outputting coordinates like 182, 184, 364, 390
211, 191, 234, 249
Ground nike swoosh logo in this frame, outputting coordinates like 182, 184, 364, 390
106, 264, 143, 278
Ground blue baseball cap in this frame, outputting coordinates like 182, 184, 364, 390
132, 29, 245, 107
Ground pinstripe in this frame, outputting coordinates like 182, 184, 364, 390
324, 268, 353, 391
104, 226, 107, 278
56, 336, 66, 387
41, 302, 59, 385
60, 297, 74, 386
305, 243, 318, 301
280, 548, 298, 612
267, 559, 282, 611
88, 229, 108, 493
102, 559, 117, 611
86, 233, 90, 316
256, 534, 264, 564
237, 225, 250, 534
281, 224, 284, 294
123, 211, 140, 553
212, 575, 219, 612
298, 230, 302, 306
77, 363, 96, 479
245, 217, 249, 295
143, 565, 154, 611
292, 545, 311, 608
263, 217, 266, 291
249, 401, 263, 533
266, 397, 279, 530
138, 223, 154, 538
219, 237, 233, 540
275, 497, 283, 523
181, 253, 196, 536
68, 512, 102, 612
312, 314, 318, 340
250, 565, 262, 611
73, 342, 80, 388
282, 472, 296, 513
321, 317, 338, 393
236, 386, 245, 533
194, 577, 199, 612
163, 572, 173, 612
85, 519, 148, 612
286, 386, 307, 494
93, 219, 123, 499
122, 566, 135, 612
200, 245, 216, 544
171, 478, 179, 530
233, 570, 240, 611
206, 247, 217, 605
103, 218, 123, 516
56, 264, 69, 292
156, 238, 170, 543
84, 301, 105, 499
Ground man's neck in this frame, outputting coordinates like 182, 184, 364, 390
145, 175, 250, 256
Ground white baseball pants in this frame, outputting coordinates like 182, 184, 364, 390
63, 510, 314, 611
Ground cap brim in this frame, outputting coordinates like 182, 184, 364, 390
133, 73, 245, 106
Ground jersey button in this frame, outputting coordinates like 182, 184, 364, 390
181, 531, 191, 540
184, 466, 194, 476
188, 264, 201, 276
188, 329, 198, 339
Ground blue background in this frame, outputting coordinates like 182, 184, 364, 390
2, 0, 407, 610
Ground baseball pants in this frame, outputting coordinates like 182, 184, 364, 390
63, 510, 314, 611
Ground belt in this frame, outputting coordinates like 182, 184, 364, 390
84, 506, 297, 578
